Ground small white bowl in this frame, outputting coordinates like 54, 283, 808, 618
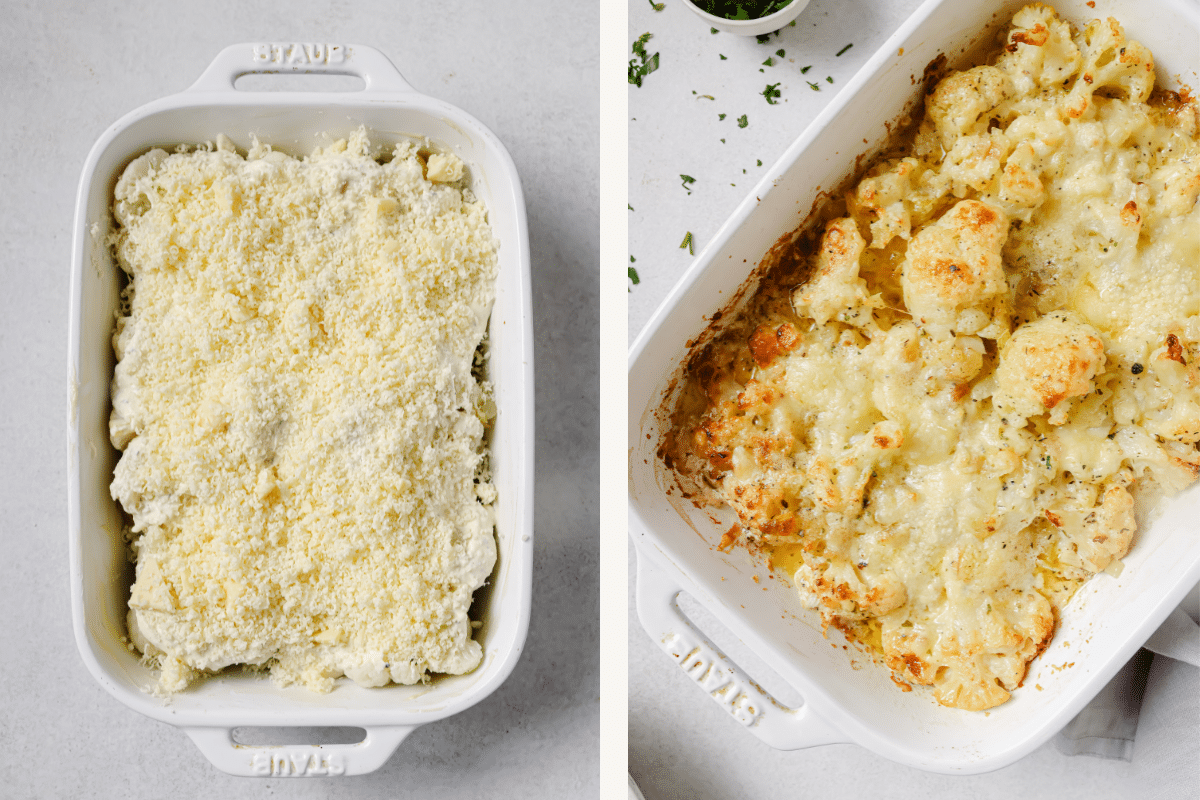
684, 0, 811, 36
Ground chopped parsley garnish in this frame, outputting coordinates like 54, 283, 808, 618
719, 113, 727, 120
756, 34, 772, 44
711, 27, 719, 34
762, 57, 774, 67
696, 0, 795, 20
680, 231, 694, 254
836, 43, 854, 56
720, 53, 727, 59
680, 174, 696, 193
807, 81, 820, 91
800, 65, 811, 73
629, 33, 660, 88
628, 204, 634, 211
628, 266, 641, 285
757, 159, 762, 166
826, 76, 834, 83
776, 49, 786, 57
698, 94, 715, 100
762, 82, 782, 104
737, 114, 748, 128
649, 0, 665, 9
720, 138, 726, 143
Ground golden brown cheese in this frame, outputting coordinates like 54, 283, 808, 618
666, 4, 1199, 711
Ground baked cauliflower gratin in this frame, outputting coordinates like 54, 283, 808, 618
109, 129, 498, 693
664, 5, 1199, 711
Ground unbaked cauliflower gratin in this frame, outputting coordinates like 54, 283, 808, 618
109, 130, 498, 693
665, 5, 1199, 711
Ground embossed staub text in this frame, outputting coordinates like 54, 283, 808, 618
252, 43, 345, 66
251, 750, 346, 777
664, 630, 764, 727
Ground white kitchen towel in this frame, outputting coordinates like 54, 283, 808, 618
1056, 582, 1199, 772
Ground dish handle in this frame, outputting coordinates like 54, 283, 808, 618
634, 548, 847, 750
187, 43, 416, 94
184, 725, 414, 777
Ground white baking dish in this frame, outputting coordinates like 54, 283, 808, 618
68, 43, 533, 778
629, 0, 1200, 775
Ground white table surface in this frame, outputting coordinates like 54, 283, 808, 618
627, 0, 1191, 797
0, 1, 597, 797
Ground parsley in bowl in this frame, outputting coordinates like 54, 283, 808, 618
686, 0, 809, 35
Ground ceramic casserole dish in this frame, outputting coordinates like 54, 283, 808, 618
628, 0, 1199, 774
68, 43, 533, 778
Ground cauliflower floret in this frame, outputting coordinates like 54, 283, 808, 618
1062, 17, 1155, 119
996, 3, 1082, 97
1047, 479, 1137, 575
994, 312, 1106, 425
901, 200, 1009, 329
792, 217, 872, 327
923, 66, 1012, 151
849, 157, 921, 248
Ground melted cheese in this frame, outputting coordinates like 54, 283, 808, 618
672, 4, 1199, 711
110, 130, 499, 693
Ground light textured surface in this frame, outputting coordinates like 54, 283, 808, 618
0, 0, 597, 796
627, 0, 1193, 796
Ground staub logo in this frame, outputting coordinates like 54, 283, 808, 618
252, 43, 346, 65
251, 750, 346, 777
665, 631, 763, 726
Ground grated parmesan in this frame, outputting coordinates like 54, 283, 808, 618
109, 129, 499, 693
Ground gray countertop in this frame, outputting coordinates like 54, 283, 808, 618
1, 1, 597, 796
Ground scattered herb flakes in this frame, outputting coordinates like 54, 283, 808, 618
762, 57, 774, 67
826, 76, 834, 83
737, 114, 748, 128
837, 43, 854, 56
698, 94, 715, 100
680, 231, 694, 255
628, 33, 660, 87
757, 159, 762, 166
800, 65, 811, 74
648, 0, 664, 9
628, 204, 634, 211
720, 138, 726, 143
720, 53, 727, 60
711, 27, 719, 34
719, 113, 727, 120
762, 82, 782, 104
807, 81, 820, 91
630, 255, 636, 262
629, 266, 641, 285
756, 33, 772, 44
680, 174, 696, 194
742, 168, 746, 173
776, 48, 785, 57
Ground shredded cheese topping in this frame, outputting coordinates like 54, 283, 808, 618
668, 4, 1199, 711
110, 129, 499, 693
